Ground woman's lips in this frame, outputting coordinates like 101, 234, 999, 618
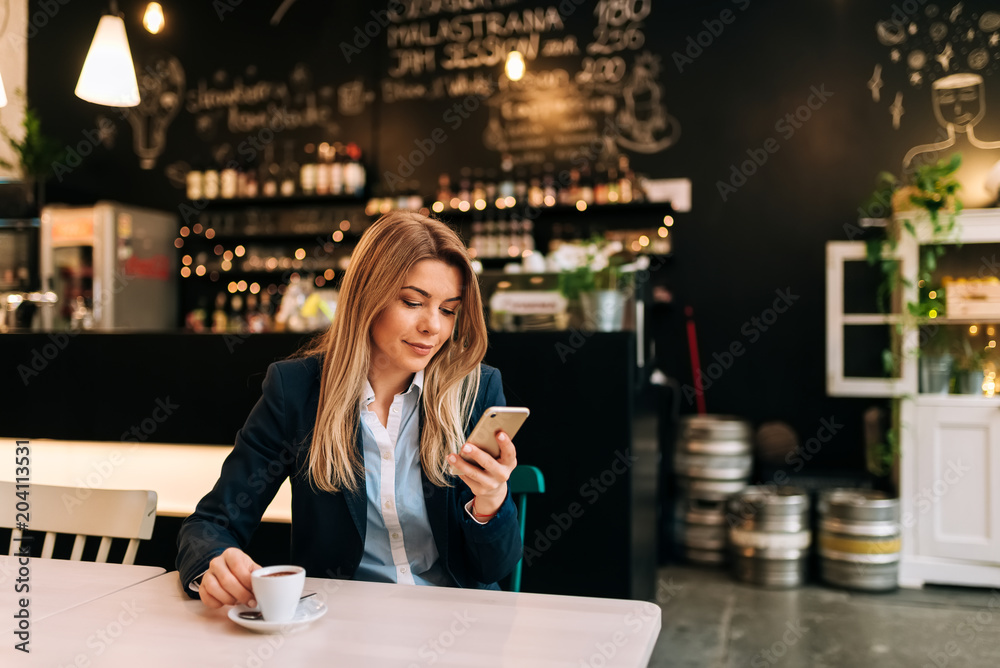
405, 341, 433, 355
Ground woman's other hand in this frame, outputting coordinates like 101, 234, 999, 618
199, 547, 262, 609
449, 430, 517, 516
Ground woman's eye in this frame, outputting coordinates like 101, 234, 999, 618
440, 308, 457, 316
403, 300, 421, 308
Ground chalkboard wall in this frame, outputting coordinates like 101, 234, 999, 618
24, 0, 1000, 474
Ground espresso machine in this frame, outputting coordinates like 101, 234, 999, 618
39, 202, 178, 330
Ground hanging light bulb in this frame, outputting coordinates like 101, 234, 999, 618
143, 3, 165, 34
505, 51, 525, 81
75, 7, 140, 107
0, 70, 7, 108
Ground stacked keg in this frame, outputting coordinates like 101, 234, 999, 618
818, 489, 900, 591
673, 415, 753, 565
727, 486, 811, 587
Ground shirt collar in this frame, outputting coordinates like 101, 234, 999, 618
361, 369, 424, 408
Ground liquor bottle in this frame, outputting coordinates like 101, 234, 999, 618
279, 141, 298, 197
497, 215, 510, 258
330, 144, 345, 195
498, 154, 515, 201
469, 220, 484, 257
220, 163, 238, 199
513, 168, 528, 204
579, 164, 595, 205
344, 143, 366, 197
457, 167, 472, 208
316, 143, 331, 195
437, 173, 453, 206
228, 294, 247, 333
484, 168, 498, 203
300, 143, 318, 196
203, 162, 220, 200
508, 216, 521, 257
521, 216, 535, 253
484, 215, 498, 258
528, 171, 544, 207
258, 292, 275, 331
236, 165, 249, 198
211, 292, 228, 333
185, 297, 208, 333
618, 155, 635, 204
542, 166, 557, 207
243, 164, 259, 198
593, 160, 609, 205
606, 162, 620, 204
472, 168, 486, 208
186, 162, 204, 200
560, 169, 580, 206
261, 144, 279, 197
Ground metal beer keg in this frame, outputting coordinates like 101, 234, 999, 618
818, 489, 900, 591
728, 486, 811, 588
674, 415, 753, 566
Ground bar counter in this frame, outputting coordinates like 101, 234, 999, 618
1, 331, 656, 600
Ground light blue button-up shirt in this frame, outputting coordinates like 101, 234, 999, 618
355, 370, 451, 586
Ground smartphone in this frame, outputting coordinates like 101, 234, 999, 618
465, 406, 530, 459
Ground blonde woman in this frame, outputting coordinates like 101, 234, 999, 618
177, 211, 522, 606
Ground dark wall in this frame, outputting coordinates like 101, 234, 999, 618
22, 0, 1000, 474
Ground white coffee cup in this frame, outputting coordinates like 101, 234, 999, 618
250, 565, 306, 622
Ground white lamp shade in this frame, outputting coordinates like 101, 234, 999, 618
75, 15, 140, 107
0, 69, 7, 108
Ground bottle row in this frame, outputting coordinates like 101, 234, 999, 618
431, 154, 644, 212
186, 141, 367, 201
175, 209, 368, 245
467, 216, 536, 260
187, 291, 277, 334
185, 274, 337, 334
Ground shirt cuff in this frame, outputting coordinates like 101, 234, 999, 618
188, 569, 209, 593
464, 498, 492, 525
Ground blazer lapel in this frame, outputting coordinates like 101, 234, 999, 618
343, 423, 368, 544
418, 404, 452, 562
423, 467, 451, 563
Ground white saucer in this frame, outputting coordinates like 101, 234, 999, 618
229, 598, 327, 634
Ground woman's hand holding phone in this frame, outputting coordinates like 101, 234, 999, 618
448, 429, 518, 516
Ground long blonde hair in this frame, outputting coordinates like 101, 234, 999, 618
302, 211, 488, 492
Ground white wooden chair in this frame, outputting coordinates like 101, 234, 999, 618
0, 482, 157, 564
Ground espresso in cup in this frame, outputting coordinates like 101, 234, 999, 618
250, 565, 306, 622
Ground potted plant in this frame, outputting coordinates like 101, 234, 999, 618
952, 330, 991, 395
918, 324, 953, 394
0, 92, 65, 212
550, 237, 631, 331
864, 154, 962, 319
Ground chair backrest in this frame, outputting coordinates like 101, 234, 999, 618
507, 465, 545, 593
0, 482, 157, 565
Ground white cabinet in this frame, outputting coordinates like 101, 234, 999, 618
898, 397, 1000, 587
827, 209, 1000, 589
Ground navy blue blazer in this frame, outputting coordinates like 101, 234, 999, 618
176, 356, 522, 594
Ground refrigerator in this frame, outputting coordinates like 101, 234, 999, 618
40, 202, 178, 330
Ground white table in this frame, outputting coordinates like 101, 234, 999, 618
8, 572, 661, 666
0, 555, 164, 630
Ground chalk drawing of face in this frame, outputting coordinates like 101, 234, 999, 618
932, 73, 985, 132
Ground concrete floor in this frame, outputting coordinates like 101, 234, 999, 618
646, 565, 1000, 668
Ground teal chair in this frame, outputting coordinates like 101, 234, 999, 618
507, 465, 545, 593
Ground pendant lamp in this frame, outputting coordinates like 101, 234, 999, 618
75, 5, 140, 108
